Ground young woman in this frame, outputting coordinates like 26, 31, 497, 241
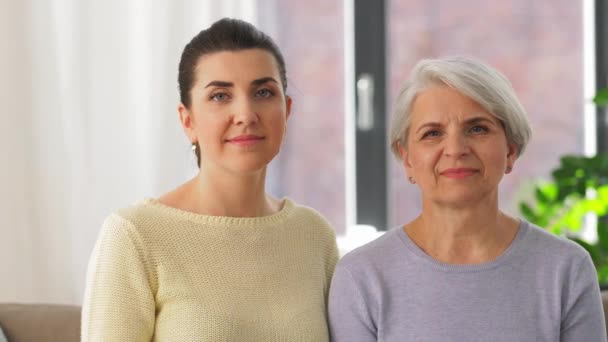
82, 18, 339, 342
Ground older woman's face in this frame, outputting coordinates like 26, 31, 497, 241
398, 85, 516, 206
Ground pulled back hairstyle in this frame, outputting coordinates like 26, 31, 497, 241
178, 18, 288, 166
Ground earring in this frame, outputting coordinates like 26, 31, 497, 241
408, 176, 416, 184
506, 165, 512, 174
191, 142, 197, 151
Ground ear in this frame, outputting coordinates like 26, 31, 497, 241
397, 141, 414, 175
178, 103, 196, 143
285, 96, 292, 120
505, 143, 518, 174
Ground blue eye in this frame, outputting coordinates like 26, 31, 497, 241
469, 125, 488, 133
211, 93, 229, 102
256, 89, 274, 98
422, 130, 441, 139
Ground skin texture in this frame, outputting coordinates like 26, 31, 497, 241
398, 85, 520, 264
160, 49, 292, 217
400, 85, 515, 207
181, 49, 290, 175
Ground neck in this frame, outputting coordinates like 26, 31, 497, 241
406, 195, 518, 264
188, 165, 277, 217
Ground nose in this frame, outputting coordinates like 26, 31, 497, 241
233, 98, 259, 125
443, 133, 470, 157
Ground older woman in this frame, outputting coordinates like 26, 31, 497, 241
328, 56, 607, 341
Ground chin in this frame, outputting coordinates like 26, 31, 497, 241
435, 190, 496, 207
431, 187, 476, 201
227, 157, 274, 174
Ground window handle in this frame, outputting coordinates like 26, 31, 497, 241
357, 73, 375, 131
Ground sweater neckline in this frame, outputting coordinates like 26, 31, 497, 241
141, 197, 295, 227
396, 219, 529, 273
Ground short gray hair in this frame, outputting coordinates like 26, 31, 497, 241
389, 56, 532, 160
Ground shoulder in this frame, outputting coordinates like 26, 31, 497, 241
284, 200, 338, 267
287, 199, 336, 236
520, 220, 589, 261
113, 199, 165, 224
288, 199, 330, 223
99, 199, 170, 244
515, 220, 592, 280
330, 228, 402, 308
89, 202, 165, 278
336, 227, 403, 274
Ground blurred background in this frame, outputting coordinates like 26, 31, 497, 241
1, 0, 605, 305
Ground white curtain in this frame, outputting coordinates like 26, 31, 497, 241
0, 0, 259, 305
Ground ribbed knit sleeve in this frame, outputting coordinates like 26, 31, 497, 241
81, 213, 156, 342
325, 232, 339, 301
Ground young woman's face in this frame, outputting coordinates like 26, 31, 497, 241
180, 49, 291, 175
399, 85, 517, 207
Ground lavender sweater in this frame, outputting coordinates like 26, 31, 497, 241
328, 220, 607, 341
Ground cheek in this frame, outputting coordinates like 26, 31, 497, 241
267, 109, 287, 131
192, 105, 225, 130
408, 149, 438, 174
415, 146, 440, 165
480, 147, 509, 173
195, 118, 229, 145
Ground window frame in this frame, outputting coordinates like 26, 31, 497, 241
353, 0, 389, 230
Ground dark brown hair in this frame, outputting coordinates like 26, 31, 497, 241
178, 18, 288, 167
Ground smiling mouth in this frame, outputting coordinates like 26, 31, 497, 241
440, 168, 478, 179
226, 135, 265, 146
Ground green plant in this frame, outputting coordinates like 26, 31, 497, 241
520, 88, 608, 283
519, 154, 608, 283
594, 88, 608, 106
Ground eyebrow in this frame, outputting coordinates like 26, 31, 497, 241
205, 80, 233, 88
252, 77, 278, 86
204, 77, 278, 88
464, 116, 499, 126
414, 116, 498, 134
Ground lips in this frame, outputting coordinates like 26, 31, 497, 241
226, 134, 265, 146
440, 168, 478, 179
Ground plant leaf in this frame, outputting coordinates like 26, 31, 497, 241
535, 187, 550, 204
598, 221, 608, 253
560, 156, 586, 170
594, 88, 608, 106
596, 264, 608, 285
519, 202, 537, 222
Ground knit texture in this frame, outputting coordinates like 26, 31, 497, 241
82, 198, 339, 342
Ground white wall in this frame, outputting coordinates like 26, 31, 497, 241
0, 0, 257, 305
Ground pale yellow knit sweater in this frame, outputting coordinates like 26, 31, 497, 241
81, 198, 339, 342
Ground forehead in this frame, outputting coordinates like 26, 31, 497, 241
410, 85, 498, 124
193, 49, 280, 85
